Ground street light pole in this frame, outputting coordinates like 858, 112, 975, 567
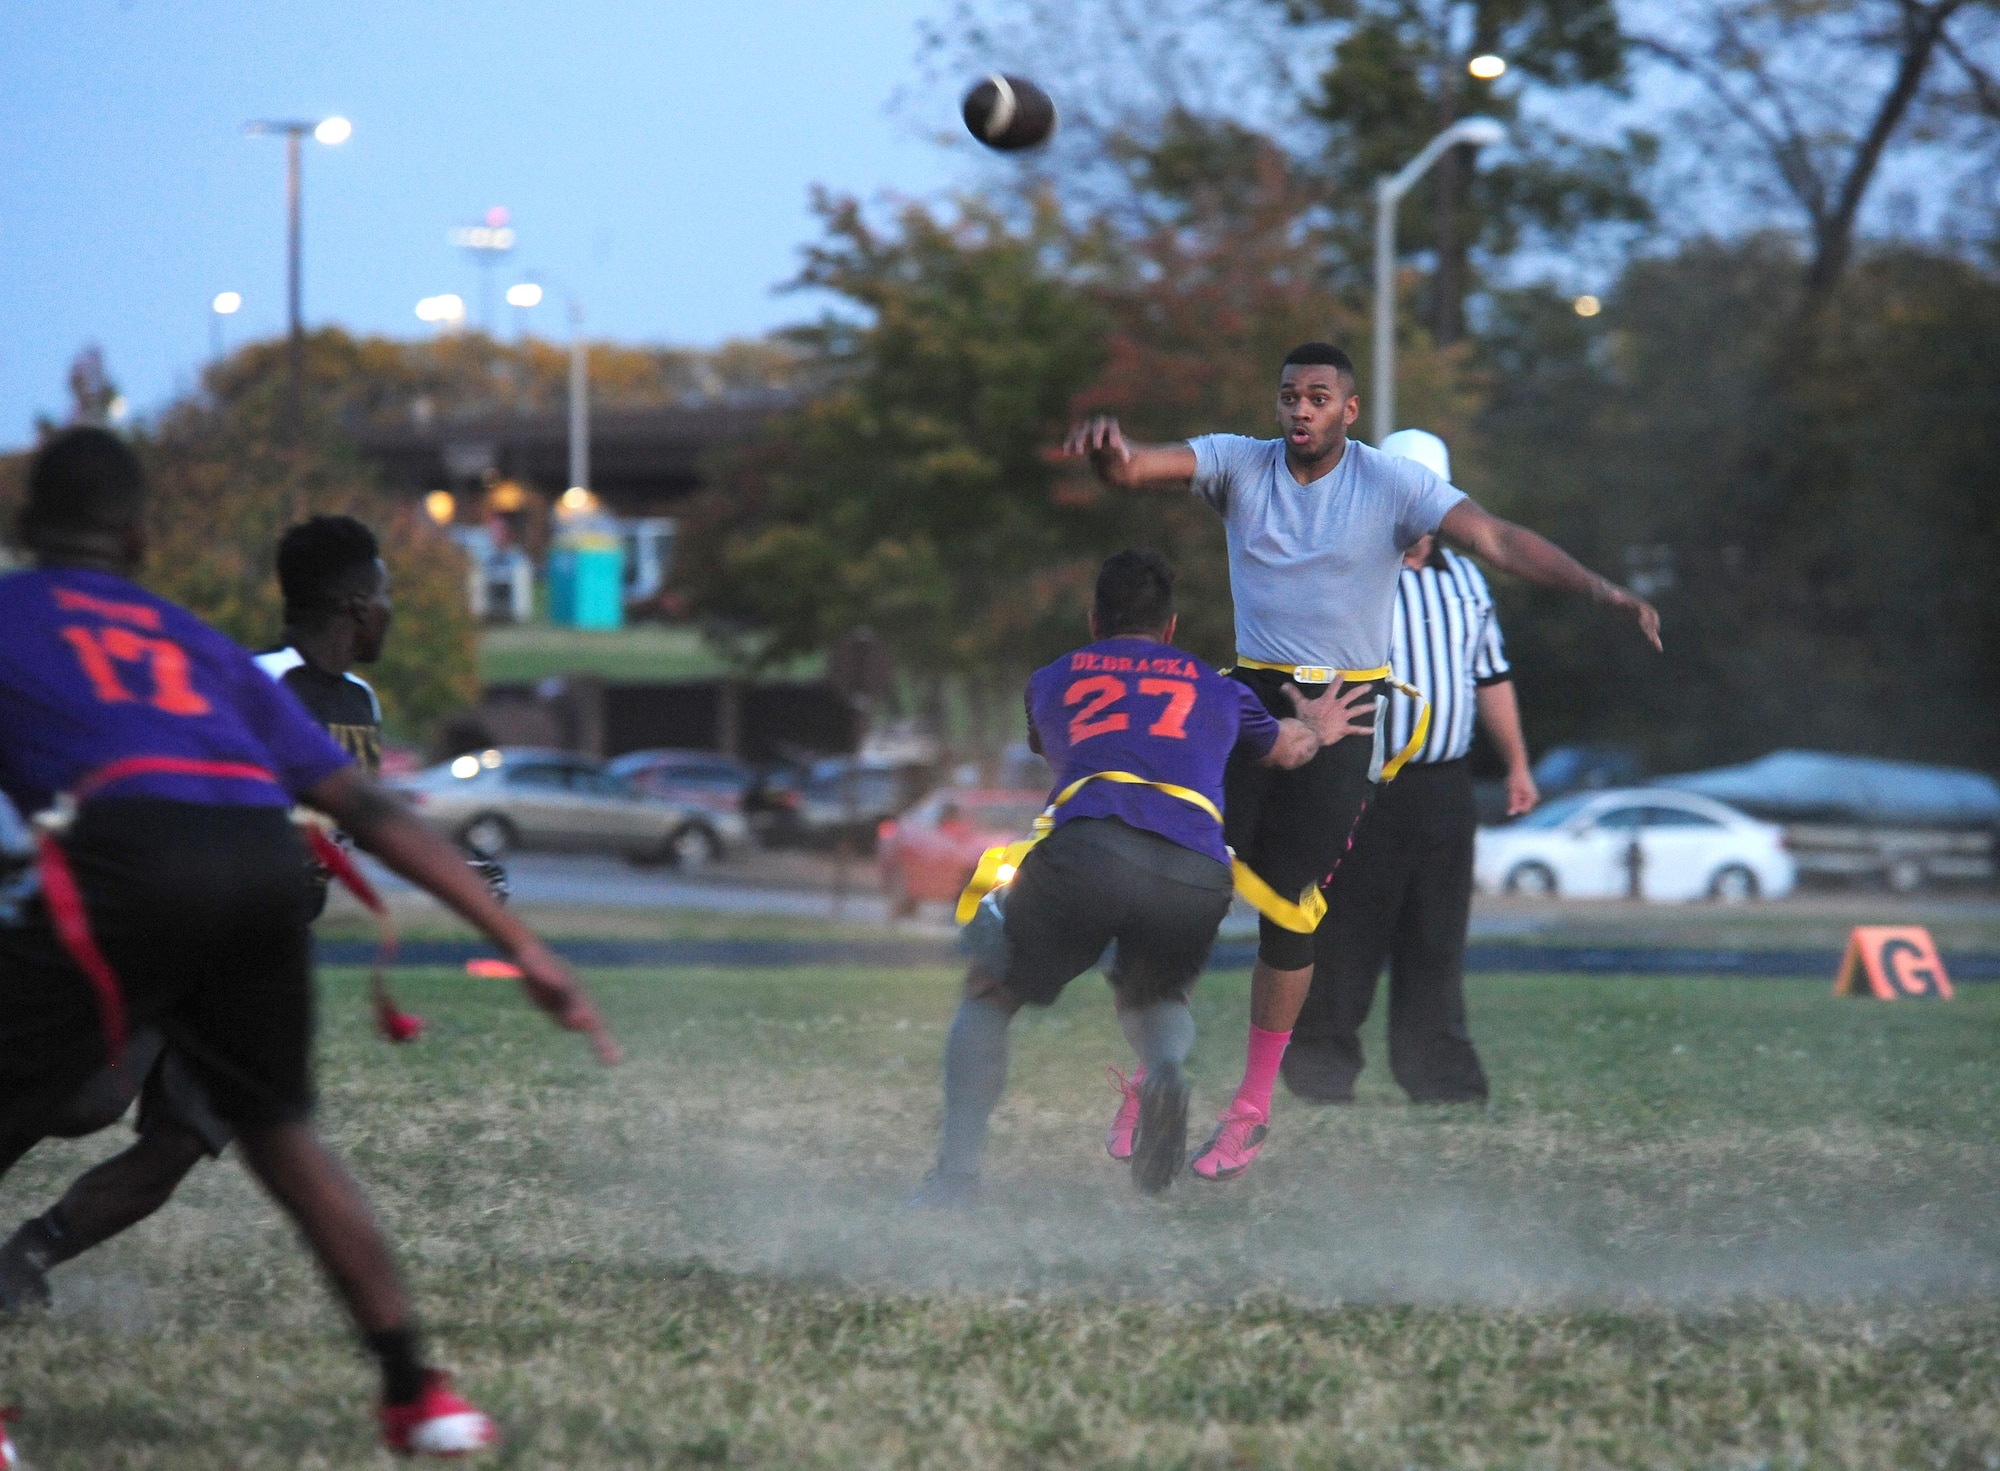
568, 298, 590, 495
245, 116, 350, 434
1371, 116, 1506, 445
286, 129, 303, 412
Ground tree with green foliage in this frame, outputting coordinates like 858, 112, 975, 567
677, 192, 1119, 719
1, 343, 481, 742
1280, 0, 1654, 343
1473, 238, 2000, 772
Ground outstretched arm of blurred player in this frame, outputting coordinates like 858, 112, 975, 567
304, 766, 620, 1064
1261, 681, 1371, 769
1438, 499, 1663, 652
1058, 416, 1198, 492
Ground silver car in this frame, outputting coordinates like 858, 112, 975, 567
394, 747, 747, 867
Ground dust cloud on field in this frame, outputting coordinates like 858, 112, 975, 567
560, 1023, 2000, 1311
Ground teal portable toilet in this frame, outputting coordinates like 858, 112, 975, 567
548, 521, 624, 630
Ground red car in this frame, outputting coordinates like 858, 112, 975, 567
877, 788, 1048, 917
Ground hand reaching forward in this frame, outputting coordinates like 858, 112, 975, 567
1059, 415, 1131, 468
1285, 679, 1372, 748
510, 937, 622, 1065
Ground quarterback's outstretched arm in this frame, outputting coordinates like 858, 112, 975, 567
1059, 416, 1198, 493
1438, 499, 1663, 652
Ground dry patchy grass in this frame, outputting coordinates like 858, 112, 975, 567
2, 965, 1998, 1468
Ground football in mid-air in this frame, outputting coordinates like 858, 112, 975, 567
962, 74, 1057, 152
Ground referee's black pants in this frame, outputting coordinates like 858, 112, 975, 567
1282, 758, 1489, 1105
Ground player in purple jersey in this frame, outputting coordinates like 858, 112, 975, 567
911, 551, 1366, 1203
0, 514, 510, 1318
0, 429, 617, 1461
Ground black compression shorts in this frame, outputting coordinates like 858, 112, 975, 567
996, 817, 1235, 1008
1222, 667, 1380, 970
0, 799, 317, 1149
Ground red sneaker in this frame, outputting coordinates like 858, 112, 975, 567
380, 1371, 496, 1457
1104, 1067, 1143, 1161
1, 1406, 20, 1470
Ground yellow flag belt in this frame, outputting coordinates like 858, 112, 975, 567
954, 772, 1322, 934
1230, 659, 1432, 782
956, 666, 1432, 932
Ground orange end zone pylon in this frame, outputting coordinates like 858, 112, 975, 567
1833, 926, 1953, 1000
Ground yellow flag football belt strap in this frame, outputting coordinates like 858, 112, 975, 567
1230, 658, 1430, 784
953, 769, 1327, 934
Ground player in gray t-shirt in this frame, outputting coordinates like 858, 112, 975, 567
1061, 341, 1658, 1182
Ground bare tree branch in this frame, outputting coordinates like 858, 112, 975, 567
1806, 0, 1967, 293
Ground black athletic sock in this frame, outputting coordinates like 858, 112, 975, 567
19, 1208, 81, 1269
365, 1327, 429, 1406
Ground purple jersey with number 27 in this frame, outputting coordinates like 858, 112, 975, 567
1025, 637, 1278, 866
0, 567, 353, 819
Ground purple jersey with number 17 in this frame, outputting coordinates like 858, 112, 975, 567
0, 567, 353, 820
1024, 637, 1278, 866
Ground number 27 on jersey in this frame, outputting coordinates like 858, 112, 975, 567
1064, 675, 1196, 744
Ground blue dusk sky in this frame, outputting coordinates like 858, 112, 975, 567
0, 2, 970, 446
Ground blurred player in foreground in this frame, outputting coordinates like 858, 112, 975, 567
0, 430, 616, 1461
913, 550, 1365, 1205
0, 513, 506, 1316
1063, 343, 1659, 1181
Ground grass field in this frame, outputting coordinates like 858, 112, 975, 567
477, 624, 824, 687
3, 963, 1998, 1468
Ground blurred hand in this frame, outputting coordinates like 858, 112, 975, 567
1600, 582, 1663, 652
510, 938, 621, 1066
1505, 765, 1540, 817
1284, 679, 1371, 747
1058, 415, 1134, 484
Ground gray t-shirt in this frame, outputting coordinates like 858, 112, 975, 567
1189, 434, 1465, 672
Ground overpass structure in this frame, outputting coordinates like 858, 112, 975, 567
351, 399, 779, 517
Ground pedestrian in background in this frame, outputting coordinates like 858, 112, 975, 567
1281, 430, 1538, 1106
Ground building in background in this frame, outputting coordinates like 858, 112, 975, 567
359, 402, 773, 623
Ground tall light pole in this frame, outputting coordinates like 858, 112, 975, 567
245, 115, 350, 430
1372, 115, 1506, 446
567, 298, 590, 497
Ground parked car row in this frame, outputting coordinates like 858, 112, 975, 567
393, 748, 749, 869
391, 737, 1994, 907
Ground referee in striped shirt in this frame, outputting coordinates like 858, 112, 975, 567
1281, 430, 1538, 1106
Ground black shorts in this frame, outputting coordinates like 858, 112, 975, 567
996, 817, 1234, 1008
39, 1027, 235, 1158
0, 799, 316, 1149
1222, 668, 1380, 970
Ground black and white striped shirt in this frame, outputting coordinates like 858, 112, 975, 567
1381, 547, 1511, 766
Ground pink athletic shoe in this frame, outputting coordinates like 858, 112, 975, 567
1, 1407, 19, 1470
1104, 1067, 1143, 1161
1189, 1101, 1270, 1182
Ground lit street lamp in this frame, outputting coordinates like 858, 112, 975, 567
244, 115, 351, 426
452, 207, 517, 332
210, 291, 242, 363
501, 279, 586, 494
1371, 115, 1506, 445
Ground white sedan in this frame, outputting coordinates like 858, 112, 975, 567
1474, 788, 1796, 902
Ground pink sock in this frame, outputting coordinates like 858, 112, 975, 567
1231, 1025, 1291, 1119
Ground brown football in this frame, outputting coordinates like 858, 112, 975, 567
961, 74, 1057, 152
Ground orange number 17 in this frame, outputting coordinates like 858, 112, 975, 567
61, 625, 212, 716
